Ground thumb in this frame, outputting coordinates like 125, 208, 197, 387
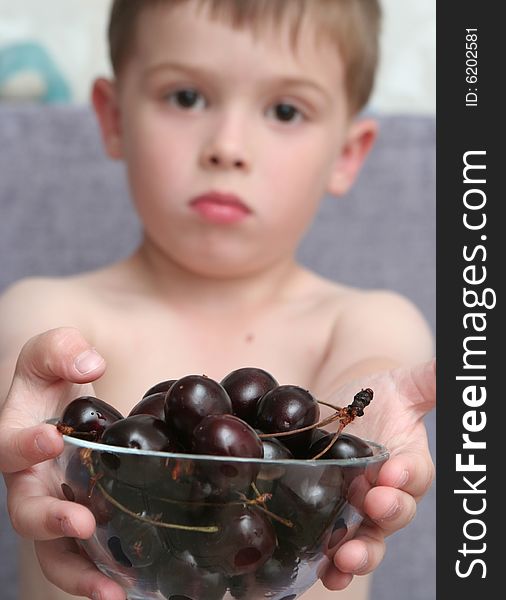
12, 327, 106, 392
0, 327, 106, 473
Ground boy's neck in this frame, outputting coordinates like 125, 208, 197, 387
130, 239, 302, 314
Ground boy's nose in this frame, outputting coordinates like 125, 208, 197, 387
200, 118, 250, 172
203, 151, 247, 170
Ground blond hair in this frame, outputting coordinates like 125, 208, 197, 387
108, 0, 381, 114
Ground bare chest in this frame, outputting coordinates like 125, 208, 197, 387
88, 304, 335, 416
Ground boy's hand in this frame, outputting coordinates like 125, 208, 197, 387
0, 328, 126, 600
320, 359, 436, 591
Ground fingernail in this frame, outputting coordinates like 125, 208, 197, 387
395, 469, 409, 488
35, 434, 55, 456
354, 550, 368, 573
59, 517, 79, 538
382, 500, 401, 520
74, 348, 104, 375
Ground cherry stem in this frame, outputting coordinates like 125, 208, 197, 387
258, 388, 373, 442
310, 423, 345, 460
310, 388, 374, 459
78, 450, 293, 532
98, 479, 218, 532
248, 482, 293, 528
56, 423, 98, 439
80, 449, 219, 533
316, 399, 343, 411
147, 483, 294, 528
256, 407, 343, 440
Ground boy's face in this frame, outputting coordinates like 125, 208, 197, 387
94, 1, 376, 278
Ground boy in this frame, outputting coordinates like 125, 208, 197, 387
0, 1, 435, 599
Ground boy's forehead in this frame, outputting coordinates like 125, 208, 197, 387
132, 1, 345, 83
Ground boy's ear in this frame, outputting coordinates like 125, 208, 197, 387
91, 77, 123, 160
327, 118, 378, 197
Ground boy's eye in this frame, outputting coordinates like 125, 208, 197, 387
268, 103, 303, 123
167, 88, 206, 110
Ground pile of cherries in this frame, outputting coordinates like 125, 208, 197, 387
56, 367, 376, 600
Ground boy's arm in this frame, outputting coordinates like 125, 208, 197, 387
310, 290, 435, 591
312, 290, 434, 401
0, 280, 126, 599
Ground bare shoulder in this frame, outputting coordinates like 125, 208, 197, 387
336, 285, 434, 362
332, 284, 425, 319
304, 274, 434, 393
296, 270, 431, 335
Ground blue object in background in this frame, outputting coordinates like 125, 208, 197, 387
0, 41, 72, 103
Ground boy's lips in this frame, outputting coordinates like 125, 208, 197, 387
189, 192, 251, 224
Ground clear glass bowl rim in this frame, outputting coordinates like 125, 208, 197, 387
52, 420, 389, 468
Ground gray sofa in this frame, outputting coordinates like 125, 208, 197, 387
0, 105, 436, 600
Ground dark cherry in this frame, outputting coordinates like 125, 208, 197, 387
261, 436, 293, 462
162, 503, 221, 562
142, 379, 176, 399
99, 415, 181, 487
255, 541, 300, 588
101, 414, 177, 452
309, 432, 373, 460
192, 414, 263, 459
257, 436, 293, 484
267, 466, 345, 553
129, 392, 167, 420
310, 428, 331, 445
59, 396, 123, 441
229, 541, 300, 598
152, 460, 215, 508
192, 415, 263, 495
216, 505, 277, 576
61, 449, 114, 525
108, 509, 165, 568
107, 535, 133, 568
107, 481, 165, 568
220, 367, 278, 425
157, 551, 228, 600
165, 375, 232, 445
255, 385, 320, 455
104, 479, 165, 570
191, 505, 277, 577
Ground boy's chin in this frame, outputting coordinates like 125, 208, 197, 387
140, 234, 294, 280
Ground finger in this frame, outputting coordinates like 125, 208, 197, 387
9, 492, 95, 541
320, 567, 354, 591
0, 422, 63, 473
12, 326, 106, 393
377, 452, 435, 499
36, 537, 126, 600
363, 486, 417, 535
0, 328, 106, 471
333, 525, 386, 575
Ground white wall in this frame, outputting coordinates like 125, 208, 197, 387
0, 0, 435, 114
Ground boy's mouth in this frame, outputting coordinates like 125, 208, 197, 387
189, 191, 252, 224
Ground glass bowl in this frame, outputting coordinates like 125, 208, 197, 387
49, 432, 388, 600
